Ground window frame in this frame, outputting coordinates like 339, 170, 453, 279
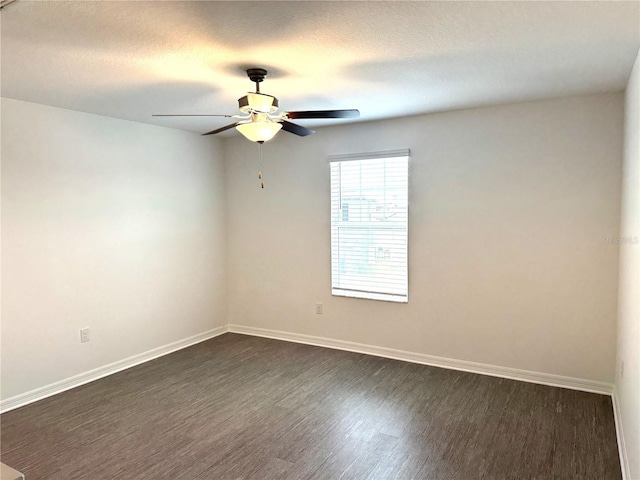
328, 149, 410, 303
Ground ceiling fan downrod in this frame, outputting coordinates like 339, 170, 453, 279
246, 68, 267, 93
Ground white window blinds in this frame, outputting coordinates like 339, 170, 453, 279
329, 150, 409, 303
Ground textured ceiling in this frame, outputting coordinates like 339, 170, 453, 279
1, 1, 639, 136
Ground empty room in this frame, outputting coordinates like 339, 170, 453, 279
1, 1, 639, 479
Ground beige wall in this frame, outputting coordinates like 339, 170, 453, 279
1, 98, 227, 400
617, 49, 640, 479
225, 93, 623, 384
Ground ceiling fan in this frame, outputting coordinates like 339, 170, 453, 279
153, 68, 359, 143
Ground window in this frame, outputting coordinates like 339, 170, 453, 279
330, 149, 409, 303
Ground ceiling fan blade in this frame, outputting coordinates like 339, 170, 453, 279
202, 122, 241, 136
285, 109, 360, 120
153, 114, 241, 117
280, 120, 315, 137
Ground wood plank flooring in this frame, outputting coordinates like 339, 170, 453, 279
1, 333, 621, 479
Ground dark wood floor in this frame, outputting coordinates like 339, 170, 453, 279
1, 333, 621, 479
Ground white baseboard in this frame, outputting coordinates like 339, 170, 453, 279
1, 323, 615, 411
0, 325, 228, 414
612, 386, 631, 480
227, 324, 614, 395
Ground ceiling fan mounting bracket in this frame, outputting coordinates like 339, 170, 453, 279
246, 68, 268, 84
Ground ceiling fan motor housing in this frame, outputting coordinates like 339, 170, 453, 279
238, 93, 279, 114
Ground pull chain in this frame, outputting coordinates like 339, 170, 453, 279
258, 142, 264, 188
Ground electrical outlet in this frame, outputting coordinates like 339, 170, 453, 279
80, 327, 90, 343
621, 361, 625, 379
315, 303, 323, 315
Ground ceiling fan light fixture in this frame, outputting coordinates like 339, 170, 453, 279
238, 93, 279, 114
236, 121, 282, 143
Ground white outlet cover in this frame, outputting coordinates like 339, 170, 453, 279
80, 328, 90, 343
